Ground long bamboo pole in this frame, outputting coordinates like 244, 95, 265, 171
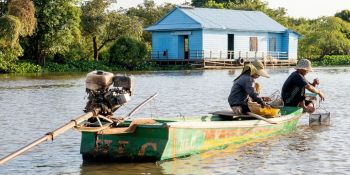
0, 93, 159, 165
0, 108, 100, 165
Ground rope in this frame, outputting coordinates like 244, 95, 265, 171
266, 90, 284, 108
153, 98, 160, 118
149, 100, 154, 118
316, 100, 329, 113
46, 132, 54, 141
70, 119, 78, 126
148, 97, 160, 119
268, 90, 281, 101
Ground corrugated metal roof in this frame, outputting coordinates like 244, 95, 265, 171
146, 7, 287, 33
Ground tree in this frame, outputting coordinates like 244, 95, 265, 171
193, 0, 262, 8
0, 15, 22, 72
192, 0, 208, 7
335, 9, 350, 23
1, 0, 36, 46
109, 36, 148, 70
0, 0, 7, 16
81, 0, 143, 61
81, 0, 109, 61
317, 17, 350, 56
192, 0, 248, 7
24, 0, 81, 65
299, 17, 350, 58
265, 7, 289, 26
127, 1, 174, 43
7, 0, 36, 36
193, 0, 293, 26
127, 1, 173, 27
0, 15, 21, 47
104, 12, 143, 46
0, 0, 36, 72
224, 0, 267, 11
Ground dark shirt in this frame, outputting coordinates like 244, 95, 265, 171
281, 71, 309, 106
228, 74, 264, 108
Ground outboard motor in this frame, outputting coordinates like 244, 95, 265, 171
84, 70, 133, 115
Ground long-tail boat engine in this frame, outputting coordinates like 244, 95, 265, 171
84, 70, 133, 116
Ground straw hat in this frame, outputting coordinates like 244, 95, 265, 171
295, 59, 313, 71
251, 60, 270, 78
235, 60, 269, 81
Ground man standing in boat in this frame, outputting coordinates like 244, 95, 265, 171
228, 60, 270, 115
281, 59, 325, 113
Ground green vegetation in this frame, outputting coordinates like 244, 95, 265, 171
81, 0, 143, 61
28, 0, 81, 65
126, 1, 174, 43
109, 36, 149, 70
44, 60, 114, 72
0, 0, 32, 72
317, 55, 350, 66
335, 10, 350, 23
1, 0, 350, 73
43, 60, 191, 72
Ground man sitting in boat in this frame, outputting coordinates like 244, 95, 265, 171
228, 60, 270, 115
281, 59, 325, 113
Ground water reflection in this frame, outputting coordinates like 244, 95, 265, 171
0, 72, 85, 80
312, 67, 350, 74
228, 69, 237, 76
150, 70, 204, 77
80, 162, 165, 175
265, 67, 291, 74
0, 83, 78, 90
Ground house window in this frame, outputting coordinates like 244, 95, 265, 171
249, 37, 258, 51
269, 37, 277, 51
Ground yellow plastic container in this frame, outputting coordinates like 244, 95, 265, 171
255, 107, 280, 117
248, 101, 280, 117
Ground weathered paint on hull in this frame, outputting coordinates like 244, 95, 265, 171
81, 107, 303, 162
163, 119, 299, 160
81, 125, 169, 162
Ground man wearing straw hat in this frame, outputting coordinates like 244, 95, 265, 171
228, 60, 270, 115
281, 59, 325, 113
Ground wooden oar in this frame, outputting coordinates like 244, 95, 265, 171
247, 112, 277, 124
0, 108, 101, 165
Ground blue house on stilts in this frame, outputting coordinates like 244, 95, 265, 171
145, 6, 300, 66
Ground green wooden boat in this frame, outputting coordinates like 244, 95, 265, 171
79, 106, 303, 162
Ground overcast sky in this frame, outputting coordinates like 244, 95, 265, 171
113, 0, 350, 19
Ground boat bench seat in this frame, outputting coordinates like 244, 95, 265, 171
210, 110, 250, 118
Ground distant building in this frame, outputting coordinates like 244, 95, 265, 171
145, 6, 300, 62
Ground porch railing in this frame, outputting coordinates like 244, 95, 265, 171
150, 50, 288, 60
151, 50, 204, 60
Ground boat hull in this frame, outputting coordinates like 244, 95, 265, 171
80, 107, 303, 162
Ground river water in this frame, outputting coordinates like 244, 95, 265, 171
0, 67, 348, 174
